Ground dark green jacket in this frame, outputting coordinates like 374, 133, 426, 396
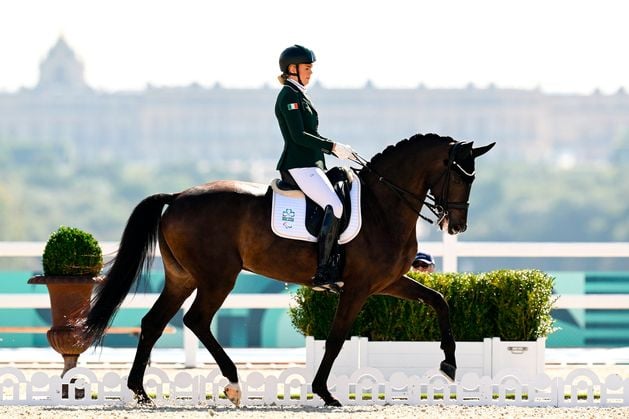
275, 82, 334, 171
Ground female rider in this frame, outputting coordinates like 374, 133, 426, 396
275, 44, 354, 293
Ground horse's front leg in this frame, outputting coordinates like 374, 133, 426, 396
379, 275, 457, 380
312, 291, 369, 407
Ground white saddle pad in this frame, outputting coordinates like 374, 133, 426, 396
270, 178, 362, 244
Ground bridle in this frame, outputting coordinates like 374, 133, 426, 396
350, 142, 475, 225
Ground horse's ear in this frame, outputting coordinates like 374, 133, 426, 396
455, 141, 474, 159
472, 142, 496, 158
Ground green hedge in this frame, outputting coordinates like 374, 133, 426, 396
289, 270, 556, 341
42, 226, 103, 276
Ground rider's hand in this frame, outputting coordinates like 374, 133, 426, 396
333, 143, 354, 160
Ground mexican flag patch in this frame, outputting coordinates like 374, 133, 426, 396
287, 103, 299, 110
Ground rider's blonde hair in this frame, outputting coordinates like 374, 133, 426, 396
277, 73, 289, 85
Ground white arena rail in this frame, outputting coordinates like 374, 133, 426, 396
3, 235, 627, 270
0, 292, 293, 367
1, 236, 628, 366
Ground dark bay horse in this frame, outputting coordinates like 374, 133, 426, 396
82, 133, 494, 407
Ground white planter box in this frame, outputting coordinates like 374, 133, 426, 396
491, 337, 546, 378
305, 336, 545, 380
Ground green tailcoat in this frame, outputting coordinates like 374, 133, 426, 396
275, 83, 334, 171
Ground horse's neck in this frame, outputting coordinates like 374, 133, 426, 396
362, 156, 429, 241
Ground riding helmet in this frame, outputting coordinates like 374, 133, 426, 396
279, 45, 316, 74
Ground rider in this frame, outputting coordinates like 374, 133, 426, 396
275, 44, 354, 293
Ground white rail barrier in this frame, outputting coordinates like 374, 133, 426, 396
2, 235, 628, 267
0, 293, 293, 367
1, 236, 628, 366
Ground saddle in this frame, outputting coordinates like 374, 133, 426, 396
276, 167, 352, 236
270, 167, 362, 244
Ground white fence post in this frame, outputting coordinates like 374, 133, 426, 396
442, 231, 458, 272
183, 326, 197, 368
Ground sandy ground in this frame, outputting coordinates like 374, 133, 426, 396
2, 404, 629, 418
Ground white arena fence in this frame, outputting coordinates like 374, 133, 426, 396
3, 236, 626, 272
1, 366, 628, 407
1, 237, 629, 367
2, 238, 629, 407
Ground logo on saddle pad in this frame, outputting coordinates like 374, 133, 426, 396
270, 179, 362, 244
282, 208, 295, 222
281, 208, 295, 228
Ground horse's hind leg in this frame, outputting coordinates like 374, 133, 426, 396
127, 236, 196, 404
182, 270, 241, 406
379, 275, 457, 380
127, 279, 195, 404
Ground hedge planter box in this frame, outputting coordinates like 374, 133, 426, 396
305, 336, 545, 380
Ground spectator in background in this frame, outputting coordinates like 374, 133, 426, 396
411, 252, 436, 273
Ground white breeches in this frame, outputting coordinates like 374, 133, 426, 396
288, 167, 343, 218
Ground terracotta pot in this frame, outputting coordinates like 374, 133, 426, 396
28, 275, 104, 376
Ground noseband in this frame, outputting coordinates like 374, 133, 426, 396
351, 142, 474, 225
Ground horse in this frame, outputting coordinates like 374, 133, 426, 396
81, 133, 495, 407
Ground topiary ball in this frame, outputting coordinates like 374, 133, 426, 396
42, 226, 103, 276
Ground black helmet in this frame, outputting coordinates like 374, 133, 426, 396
279, 45, 316, 74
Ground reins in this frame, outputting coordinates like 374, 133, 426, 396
349, 142, 472, 225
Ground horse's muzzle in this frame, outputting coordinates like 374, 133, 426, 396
449, 224, 467, 234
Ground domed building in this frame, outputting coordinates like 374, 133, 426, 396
0, 37, 628, 172
36, 36, 90, 93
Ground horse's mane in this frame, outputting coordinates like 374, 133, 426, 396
369, 133, 454, 166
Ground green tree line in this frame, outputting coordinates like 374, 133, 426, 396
1, 142, 627, 245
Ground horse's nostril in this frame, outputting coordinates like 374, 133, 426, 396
449, 224, 467, 235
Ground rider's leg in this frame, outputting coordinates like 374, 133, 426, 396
288, 167, 344, 292
287, 167, 343, 218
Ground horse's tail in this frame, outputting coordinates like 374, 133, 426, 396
83, 193, 178, 346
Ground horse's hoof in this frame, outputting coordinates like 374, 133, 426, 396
138, 398, 156, 407
440, 361, 457, 381
325, 398, 342, 407
134, 392, 156, 407
224, 382, 241, 407
313, 386, 342, 407
131, 388, 157, 407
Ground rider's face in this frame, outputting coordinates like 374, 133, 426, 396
289, 63, 313, 86
299, 64, 313, 85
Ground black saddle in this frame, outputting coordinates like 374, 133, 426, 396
277, 167, 353, 237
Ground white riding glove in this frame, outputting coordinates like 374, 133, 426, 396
333, 143, 354, 160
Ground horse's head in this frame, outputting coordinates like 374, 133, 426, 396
429, 141, 495, 234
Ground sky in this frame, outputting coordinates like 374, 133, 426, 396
1, 0, 628, 94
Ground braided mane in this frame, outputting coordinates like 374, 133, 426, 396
369, 133, 454, 166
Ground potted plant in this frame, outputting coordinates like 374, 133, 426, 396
28, 226, 104, 376
290, 270, 556, 380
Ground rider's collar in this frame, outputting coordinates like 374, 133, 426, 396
286, 78, 307, 94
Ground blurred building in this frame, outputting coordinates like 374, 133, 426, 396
1, 37, 629, 168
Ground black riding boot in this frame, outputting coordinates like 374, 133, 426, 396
312, 205, 344, 293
